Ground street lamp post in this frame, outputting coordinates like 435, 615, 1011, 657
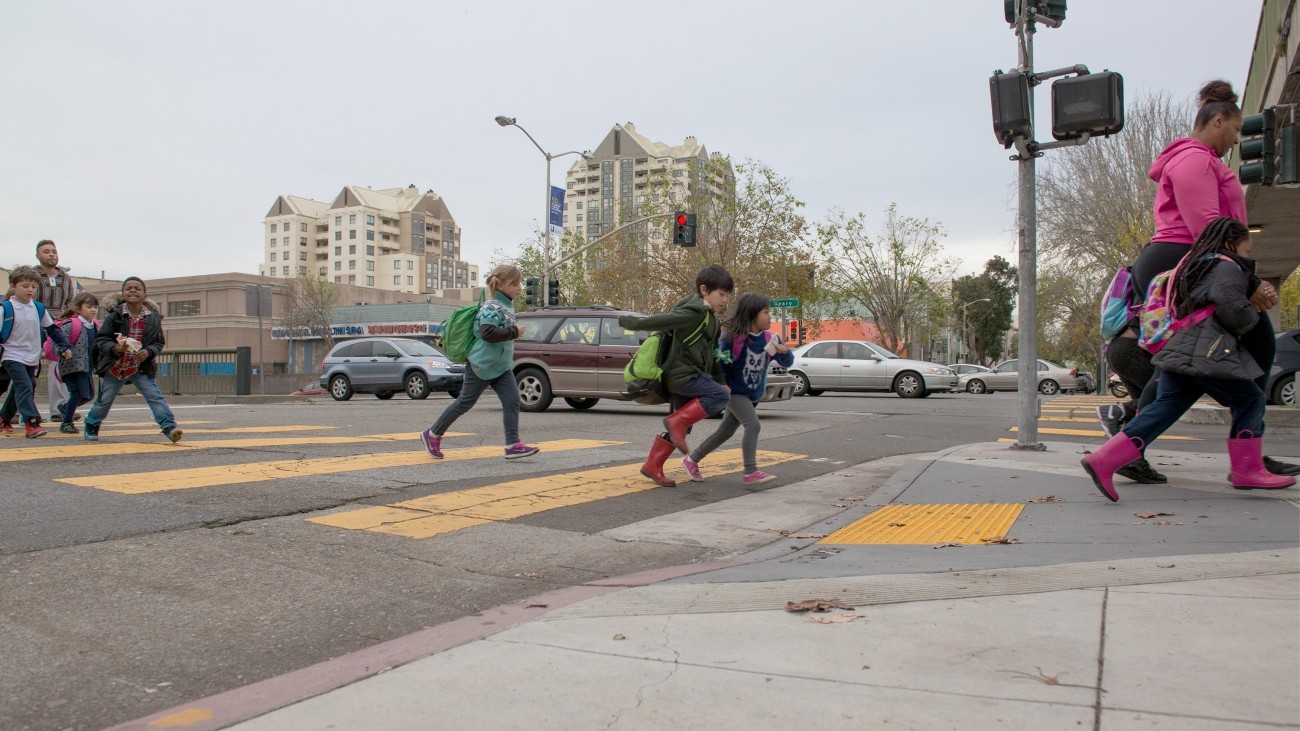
959, 298, 992, 361
494, 115, 590, 291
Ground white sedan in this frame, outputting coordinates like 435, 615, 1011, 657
963, 359, 1078, 395
787, 340, 958, 398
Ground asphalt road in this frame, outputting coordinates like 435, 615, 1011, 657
0, 389, 1256, 731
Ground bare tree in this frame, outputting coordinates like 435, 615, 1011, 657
280, 275, 338, 353
816, 204, 956, 353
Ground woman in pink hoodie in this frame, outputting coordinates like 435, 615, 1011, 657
1114, 80, 1294, 476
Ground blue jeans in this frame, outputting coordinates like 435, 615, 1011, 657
62, 372, 94, 422
2, 360, 41, 425
670, 372, 731, 415
1125, 369, 1266, 447
85, 372, 177, 432
431, 367, 521, 445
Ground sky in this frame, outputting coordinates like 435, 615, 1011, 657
0, 1, 1264, 285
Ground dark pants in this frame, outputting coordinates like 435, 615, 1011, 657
1105, 335, 1152, 421
1, 361, 42, 425
431, 367, 521, 445
1124, 369, 1266, 447
62, 372, 94, 422
670, 372, 731, 415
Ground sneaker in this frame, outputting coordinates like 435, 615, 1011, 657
0, 421, 12, 434
164, 427, 184, 444
742, 470, 776, 485
83, 422, 100, 441
25, 423, 47, 439
1264, 456, 1300, 476
504, 441, 539, 460
49, 413, 63, 423
1115, 458, 1167, 484
1096, 404, 1125, 438
421, 428, 443, 459
59, 422, 78, 434
682, 455, 704, 482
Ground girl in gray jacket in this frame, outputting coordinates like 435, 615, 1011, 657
1082, 217, 1294, 501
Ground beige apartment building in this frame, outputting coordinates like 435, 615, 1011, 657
260, 185, 479, 295
562, 123, 732, 247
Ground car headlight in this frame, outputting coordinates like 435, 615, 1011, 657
926, 367, 954, 376
427, 360, 450, 369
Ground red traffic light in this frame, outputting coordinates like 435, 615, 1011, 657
676, 214, 688, 226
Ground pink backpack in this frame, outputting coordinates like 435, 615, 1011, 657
43, 317, 84, 361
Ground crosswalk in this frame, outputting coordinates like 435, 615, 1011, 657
4, 422, 807, 542
998, 394, 1202, 442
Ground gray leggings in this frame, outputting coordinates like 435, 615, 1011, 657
690, 395, 761, 473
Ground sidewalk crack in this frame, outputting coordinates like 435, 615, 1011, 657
1093, 585, 1109, 731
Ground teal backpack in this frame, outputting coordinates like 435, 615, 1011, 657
439, 289, 485, 364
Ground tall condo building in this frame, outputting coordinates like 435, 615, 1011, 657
562, 123, 731, 245
261, 185, 478, 294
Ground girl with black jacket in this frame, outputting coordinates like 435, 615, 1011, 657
1082, 218, 1295, 501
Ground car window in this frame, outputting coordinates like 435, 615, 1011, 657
996, 360, 1017, 373
863, 342, 897, 359
1037, 361, 1049, 372
841, 343, 876, 360
343, 341, 373, 358
600, 318, 641, 346
372, 341, 401, 358
519, 317, 562, 342
805, 342, 839, 359
395, 340, 442, 357
550, 317, 599, 345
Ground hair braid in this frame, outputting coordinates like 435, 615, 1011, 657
1173, 217, 1248, 316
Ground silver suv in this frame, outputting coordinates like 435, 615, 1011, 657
319, 337, 463, 401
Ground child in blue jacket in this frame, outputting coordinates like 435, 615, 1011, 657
683, 294, 794, 484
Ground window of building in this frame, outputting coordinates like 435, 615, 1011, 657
442, 280, 451, 288
393, 276, 401, 285
334, 261, 342, 271
393, 260, 401, 270
348, 230, 356, 240
365, 261, 374, 271
270, 252, 277, 261
300, 222, 308, 232
334, 215, 342, 226
283, 237, 290, 245
366, 276, 374, 286
319, 267, 327, 277
348, 244, 356, 254
270, 223, 277, 233
576, 214, 583, 222
334, 276, 341, 283
366, 245, 374, 255
406, 276, 413, 285
299, 237, 306, 246
348, 275, 355, 284
366, 230, 374, 241
334, 246, 342, 255
588, 200, 598, 208
349, 214, 356, 224
282, 266, 289, 276
299, 251, 307, 261
426, 277, 433, 288
366, 213, 375, 225
426, 263, 433, 273
348, 260, 356, 270
406, 260, 413, 270
167, 300, 200, 317
334, 231, 342, 241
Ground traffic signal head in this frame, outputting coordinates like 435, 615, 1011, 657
546, 278, 560, 306
990, 70, 1031, 148
673, 211, 697, 247
788, 321, 800, 342
524, 276, 539, 307
1004, 0, 1066, 26
1239, 109, 1276, 186
1050, 71, 1124, 141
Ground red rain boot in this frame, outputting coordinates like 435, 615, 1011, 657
640, 435, 678, 487
662, 399, 709, 454
1081, 432, 1144, 502
1227, 432, 1296, 490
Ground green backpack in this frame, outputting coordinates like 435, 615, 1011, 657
440, 289, 486, 364
623, 316, 707, 406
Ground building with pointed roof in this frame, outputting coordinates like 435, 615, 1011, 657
261, 185, 479, 295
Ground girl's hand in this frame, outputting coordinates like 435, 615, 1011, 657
774, 342, 790, 354
516, 325, 526, 337
1250, 284, 1278, 312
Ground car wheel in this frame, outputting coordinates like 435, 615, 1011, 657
893, 371, 925, 398
329, 375, 353, 401
515, 367, 554, 412
806, 389, 824, 397
966, 379, 986, 394
405, 372, 431, 400
564, 397, 599, 410
1038, 379, 1060, 395
1273, 374, 1296, 406
375, 391, 395, 400
1109, 383, 1129, 399
791, 371, 811, 397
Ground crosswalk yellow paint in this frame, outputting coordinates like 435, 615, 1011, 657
0, 432, 470, 464
54, 438, 619, 494
309, 448, 807, 540
1009, 426, 1199, 440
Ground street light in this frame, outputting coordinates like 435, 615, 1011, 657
494, 115, 591, 293
959, 298, 992, 361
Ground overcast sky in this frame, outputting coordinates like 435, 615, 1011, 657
0, 1, 1263, 285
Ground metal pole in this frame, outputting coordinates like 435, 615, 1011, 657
543, 154, 552, 290
1013, 7, 1042, 450
257, 287, 266, 396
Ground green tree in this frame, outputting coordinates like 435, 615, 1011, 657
816, 204, 956, 353
1279, 269, 1299, 331
952, 256, 1017, 364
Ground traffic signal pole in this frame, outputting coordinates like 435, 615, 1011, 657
1012, 10, 1043, 451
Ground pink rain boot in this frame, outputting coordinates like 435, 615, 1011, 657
1081, 433, 1144, 502
1227, 432, 1296, 490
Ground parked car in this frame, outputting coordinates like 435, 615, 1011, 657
1075, 371, 1097, 395
787, 340, 957, 398
512, 306, 796, 412
1267, 327, 1300, 406
948, 363, 992, 376
319, 337, 464, 401
963, 359, 1077, 395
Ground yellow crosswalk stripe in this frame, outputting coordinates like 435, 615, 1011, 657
1008, 426, 1199, 440
54, 437, 612, 494
0, 432, 470, 464
309, 448, 807, 540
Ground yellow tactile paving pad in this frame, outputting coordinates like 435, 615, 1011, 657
819, 503, 1023, 545
310, 448, 806, 540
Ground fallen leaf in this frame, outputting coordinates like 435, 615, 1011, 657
810, 614, 859, 624
513, 571, 548, 579
613, 634, 626, 640
526, 603, 549, 609
785, 598, 854, 612
981, 535, 1021, 544
839, 496, 868, 503
1157, 564, 1176, 569
1026, 495, 1061, 503
887, 522, 907, 527
933, 542, 963, 549
1135, 511, 1174, 519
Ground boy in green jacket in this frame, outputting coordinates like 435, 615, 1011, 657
618, 264, 734, 486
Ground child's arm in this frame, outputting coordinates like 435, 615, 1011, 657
43, 322, 72, 355
618, 310, 697, 333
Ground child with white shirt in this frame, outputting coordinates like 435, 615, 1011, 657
0, 266, 71, 438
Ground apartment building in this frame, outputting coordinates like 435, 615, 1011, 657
562, 123, 731, 246
260, 185, 479, 295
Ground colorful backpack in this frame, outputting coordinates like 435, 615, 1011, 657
439, 289, 486, 364
1099, 266, 1139, 341
1137, 254, 1231, 355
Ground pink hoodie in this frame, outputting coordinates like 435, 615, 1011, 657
1148, 137, 1247, 244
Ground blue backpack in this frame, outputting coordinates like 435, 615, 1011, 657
0, 299, 47, 347
1099, 266, 1138, 341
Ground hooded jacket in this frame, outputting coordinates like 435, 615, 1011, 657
1149, 137, 1247, 245
1150, 252, 1261, 382
619, 294, 723, 391
93, 295, 166, 378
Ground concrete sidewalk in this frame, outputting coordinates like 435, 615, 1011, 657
112, 442, 1300, 731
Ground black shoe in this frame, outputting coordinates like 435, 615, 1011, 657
58, 422, 78, 434
1264, 456, 1300, 476
1096, 404, 1125, 438
1115, 458, 1167, 484
49, 414, 63, 423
